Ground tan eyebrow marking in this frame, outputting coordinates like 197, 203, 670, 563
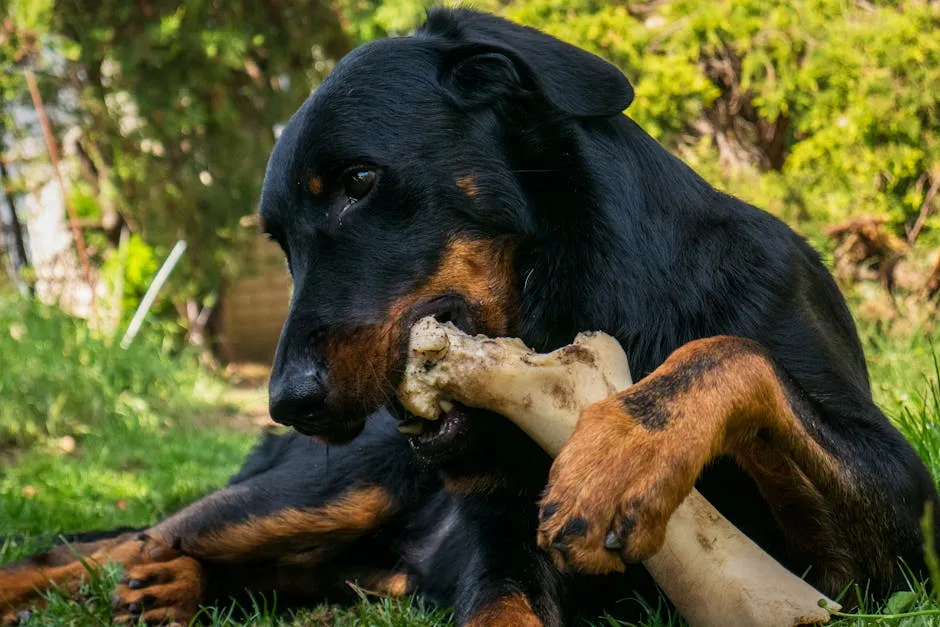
456, 173, 479, 199
308, 175, 324, 196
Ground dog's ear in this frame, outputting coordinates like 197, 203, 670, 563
442, 47, 527, 109
428, 9, 633, 118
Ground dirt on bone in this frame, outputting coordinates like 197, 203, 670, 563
397, 317, 614, 425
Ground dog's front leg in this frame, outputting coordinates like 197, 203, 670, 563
537, 335, 933, 596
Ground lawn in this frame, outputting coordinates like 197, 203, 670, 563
1, 297, 938, 626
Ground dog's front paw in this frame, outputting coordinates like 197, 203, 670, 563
537, 396, 698, 573
112, 534, 203, 625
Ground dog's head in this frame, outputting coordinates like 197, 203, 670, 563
261, 9, 633, 458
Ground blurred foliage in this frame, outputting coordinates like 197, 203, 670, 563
0, 293, 215, 448
1, 0, 938, 338
1, 0, 350, 321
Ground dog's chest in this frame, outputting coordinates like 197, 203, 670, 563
400, 498, 474, 603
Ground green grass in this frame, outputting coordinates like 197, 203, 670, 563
0, 296, 255, 540
8, 573, 454, 627
1, 295, 939, 625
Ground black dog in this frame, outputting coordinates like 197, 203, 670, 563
2, 8, 937, 626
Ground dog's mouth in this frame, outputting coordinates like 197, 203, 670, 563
392, 398, 473, 447
392, 294, 481, 455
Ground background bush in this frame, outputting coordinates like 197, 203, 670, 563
0, 295, 214, 448
3, 0, 937, 339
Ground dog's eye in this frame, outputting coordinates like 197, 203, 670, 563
342, 168, 376, 203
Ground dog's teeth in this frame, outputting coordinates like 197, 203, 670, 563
439, 399, 454, 413
398, 422, 424, 436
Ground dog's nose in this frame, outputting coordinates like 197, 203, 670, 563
269, 367, 328, 428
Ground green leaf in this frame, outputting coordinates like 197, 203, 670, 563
887, 590, 918, 614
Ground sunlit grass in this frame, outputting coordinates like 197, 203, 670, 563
0, 297, 937, 625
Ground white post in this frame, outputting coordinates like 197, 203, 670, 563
120, 240, 187, 349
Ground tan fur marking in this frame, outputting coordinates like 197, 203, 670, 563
182, 486, 397, 561
113, 555, 204, 625
0, 533, 135, 574
308, 174, 323, 196
539, 336, 854, 590
325, 237, 518, 415
465, 593, 543, 627
456, 173, 479, 199
0, 533, 179, 622
356, 571, 413, 597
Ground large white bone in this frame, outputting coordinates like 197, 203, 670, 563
399, 317, 839, 627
